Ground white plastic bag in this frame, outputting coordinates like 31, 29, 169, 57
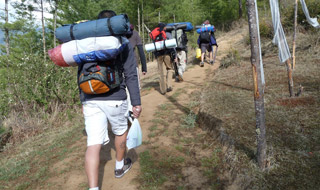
126, 119, 142, 150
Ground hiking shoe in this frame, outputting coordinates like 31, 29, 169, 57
175, 76, 180, 82
167, 87, 173, 92
115, 158, 132, 178
210, 60, 214, 65
178, 75, 183, 82
200, 62, 204, 67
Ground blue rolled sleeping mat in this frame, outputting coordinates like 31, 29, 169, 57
56, 14, 130, 43
196, 25, 215, 34
166, 24, 187, 31
166, 22, 193, 31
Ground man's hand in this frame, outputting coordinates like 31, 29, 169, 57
142, 71, 147, 75
132, 105, 142, 118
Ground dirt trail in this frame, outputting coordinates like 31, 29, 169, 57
44, 26, 248, 190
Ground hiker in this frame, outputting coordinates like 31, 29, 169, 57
80, 10, 142, 190
167, 24, 189, 81
126, 24, 147, 76
126, 24, 147, 111
175, 48, 186, 82
150, 22, 175, 95
197, 20, 218, 67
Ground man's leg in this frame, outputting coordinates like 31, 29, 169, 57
108, 100, 132, 178
177, 51, 186, 77
201, 52, 205, 63
157, 55, 167, 94
83, 101, 109, 189
200, 44, 205, 67
115, 130, 128, 162
85, 144, 102, 188
210, 48, 213, 62
163, 54, 174, 91
212, 46, 218, 64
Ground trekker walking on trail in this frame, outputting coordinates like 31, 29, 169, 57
150, 22, 175, 95
175, 47, 187, 81
126, 24, 147, 76
197, 20, 218, 67
167, 25, 189, 82
126, 24, 147, 110
80, 10, 142, 190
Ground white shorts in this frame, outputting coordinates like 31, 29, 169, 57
82, 100, 128, 146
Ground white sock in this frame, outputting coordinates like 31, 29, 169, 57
115, 159, 124, 170
89, 187, 99, 190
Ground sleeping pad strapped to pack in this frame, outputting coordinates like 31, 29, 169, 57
48, 36, 128, 67
55, 14, 130, 43
165, 24, 187, 31
144, 39, 177, 52
196, 25, 215, 34
166, 22, 193, 31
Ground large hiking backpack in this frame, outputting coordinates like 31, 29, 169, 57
149, 27, 167, 42
199, 31, 211, 43
78, 61, 123, 95
172, 29, 188, 50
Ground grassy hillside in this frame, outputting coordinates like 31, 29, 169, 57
198, 25, 320, 189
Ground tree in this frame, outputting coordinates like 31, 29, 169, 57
40, 0, 46, 60
51, 0, 58, 47
292, 0, 298, 69
246, 0, 267, 170
5, 0, 10, 55
239, 0, 243, 18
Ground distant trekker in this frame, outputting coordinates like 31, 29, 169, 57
149, 23, 175, 95
197, 20, 218, 67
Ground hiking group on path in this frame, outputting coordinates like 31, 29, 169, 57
48, 8, 218, 190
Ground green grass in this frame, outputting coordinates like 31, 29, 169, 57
138, 151, 168, 189
180, 111, 197, 129
0, 109, 84, 189
139, 150, 187, 189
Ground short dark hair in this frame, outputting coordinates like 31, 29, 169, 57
158, 22, 166, 31
97, 10, 116, 19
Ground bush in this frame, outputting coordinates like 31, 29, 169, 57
0, 67, 10, 118
282, 0, 320, 30
0, 54, 79, 117
219, 49, 241, 69
259, 19, 273, 39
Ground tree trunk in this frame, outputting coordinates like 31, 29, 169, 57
53, 0, 57, 47
159, 11, 160, 23
239, 0, 243, 18
246, 0, 267, 170
5, 0, 10, 55
138, 4, 141, 35
41, 0, 46, 60
142, 1, 145, 45
286, 59, 294, 97
292, 0, 298, 69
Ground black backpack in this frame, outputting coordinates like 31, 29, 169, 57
199, 31, 210, 43
172, 29, 188, 50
